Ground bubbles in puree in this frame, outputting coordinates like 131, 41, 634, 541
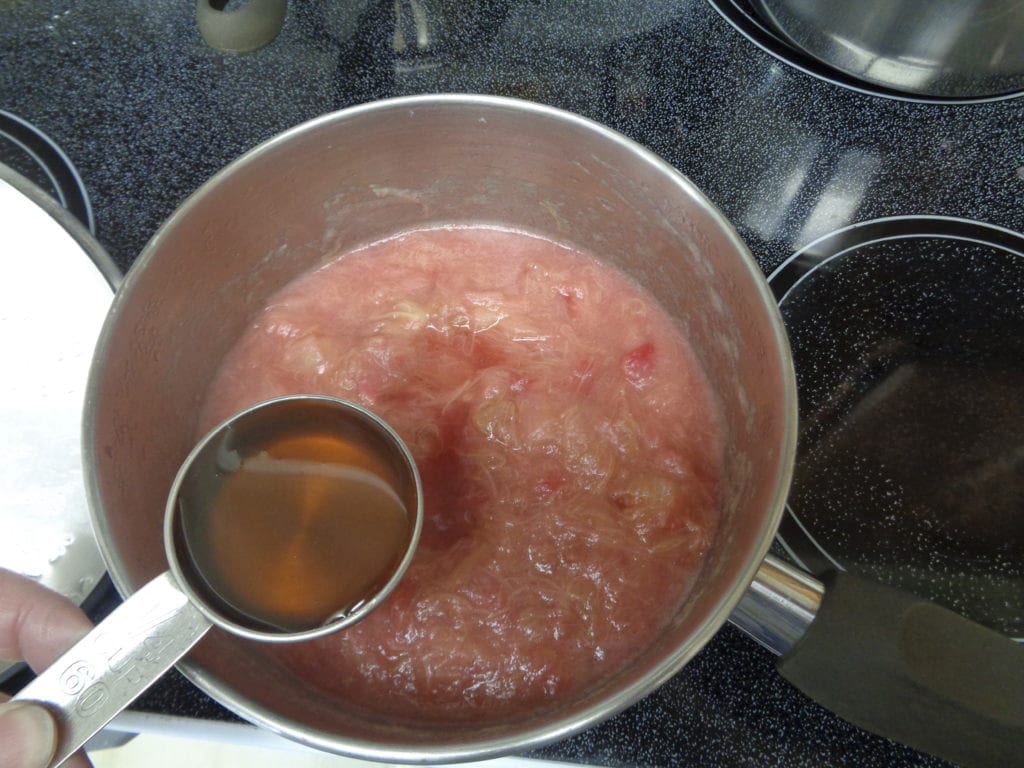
198, 226, 723, 723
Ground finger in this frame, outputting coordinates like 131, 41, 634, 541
0, 570, 97, 768
0, 701, 57, 768
0, 568, 93, 673
0, 696, 96, 768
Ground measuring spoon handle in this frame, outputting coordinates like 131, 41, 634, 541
13, 571, 212, 767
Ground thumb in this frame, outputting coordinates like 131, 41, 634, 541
0, 701, 57, 768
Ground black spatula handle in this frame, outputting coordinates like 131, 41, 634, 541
777, 569, 1024, 768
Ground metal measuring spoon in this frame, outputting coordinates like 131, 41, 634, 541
12, 395, 423, 767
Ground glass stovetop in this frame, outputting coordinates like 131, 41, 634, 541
1, 2, 1021, 766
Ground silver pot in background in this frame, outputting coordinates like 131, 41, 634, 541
751, 0, 1024, 99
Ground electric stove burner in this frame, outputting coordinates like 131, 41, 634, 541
706, 0, 1024, 104
769, 216, 1024, 641
0, 110, 95, 232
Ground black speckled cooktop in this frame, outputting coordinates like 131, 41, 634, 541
2, 2, 1021, 766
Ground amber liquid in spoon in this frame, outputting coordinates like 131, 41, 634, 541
178, 425, 412, 633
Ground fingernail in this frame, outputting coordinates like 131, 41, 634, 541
0, 702, 57, 768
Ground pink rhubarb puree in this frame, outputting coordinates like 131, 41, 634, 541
199, 226, 723, 722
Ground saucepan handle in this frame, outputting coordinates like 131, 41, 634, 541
731, 554, 1024, 768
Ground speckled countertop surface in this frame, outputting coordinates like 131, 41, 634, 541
1, 2, 1022, 766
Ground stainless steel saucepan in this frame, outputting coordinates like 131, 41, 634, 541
81, 95, 1023, 767
750, 0, 1024, 99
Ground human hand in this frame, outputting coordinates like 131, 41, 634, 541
0, 567, 94, 768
